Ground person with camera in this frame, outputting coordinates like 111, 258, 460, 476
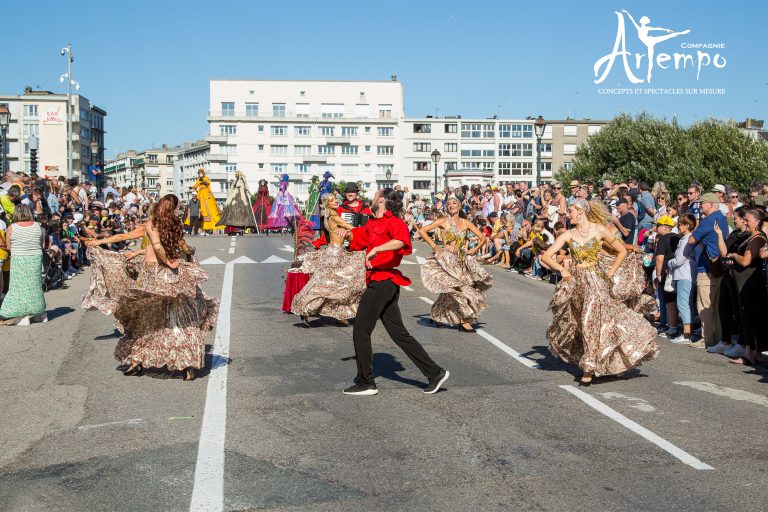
667, 214, 698, 343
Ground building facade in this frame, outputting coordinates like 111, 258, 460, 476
173, 140, 224, 202
0, 88, 106, 180
207, 78, 404, 204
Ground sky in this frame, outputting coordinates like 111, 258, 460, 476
2, 0, 765, 159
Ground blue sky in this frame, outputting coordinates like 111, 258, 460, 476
2, 0, 765, 159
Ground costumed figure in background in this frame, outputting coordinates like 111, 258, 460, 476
310, 172, 337, 249
185, 168, 220, 234
217, 171, 257, 234
267, 174, 300, 232
305, 175, 322, 230
83, 194, 219, 381
252, 179, 272, 234
290, 193, 366, 325
418, 197, 493, 333
541, 198, 659, 386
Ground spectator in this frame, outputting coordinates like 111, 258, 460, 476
636, 181, 657, 231
711, 184, 731, 217
687, 184, 702, 220
102, 179, 120, 203
668, 213, 698, 343
186, 193, 202, 236
551, 183, 567, 226
653, 216, 681, 338
612, 198, 637, 245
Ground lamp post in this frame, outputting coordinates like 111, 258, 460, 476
0, 103, 10, 173
29, 133, 39, 178
60, 43, 76, 180
533, 115, 547, 187
431, 149, 441, 198
385, 167, 392, 188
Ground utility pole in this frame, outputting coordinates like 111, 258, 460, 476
61, 43, 74, 180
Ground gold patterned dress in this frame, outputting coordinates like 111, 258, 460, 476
82, 241, 219, 371
289, 243, 366, 320
547, 236, 659, 377
421, 218, 493, 325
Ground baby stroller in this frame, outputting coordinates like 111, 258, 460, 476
42, 252, 66, 292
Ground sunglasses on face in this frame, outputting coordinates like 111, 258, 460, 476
554, 187, 562, 190
687, 192, 695, 195
730, 195, 739, 199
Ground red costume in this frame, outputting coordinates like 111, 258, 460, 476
348, 210, 412, 286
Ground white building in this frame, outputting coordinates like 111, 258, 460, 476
207, 78, 403, 203
0, 88, 106, 180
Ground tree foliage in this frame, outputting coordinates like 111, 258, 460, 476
556, 113, 768, 193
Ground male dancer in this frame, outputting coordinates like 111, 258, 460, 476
339, 188, 449, 396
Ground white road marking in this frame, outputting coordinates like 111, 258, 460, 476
228, 247, 235, 254
476, 329, 539, 368
560, 385, 715, 470
189, 260, 235, 511
403, 286, 414, 291
674, 381, 768, 409
419, 296, 434, 305
262, 255, 290, 263
77, 418, 144, 430
231, 255, 257, 264
401, 259, 418, 265
279, 245, 294, 253
415, 256, 427, 265
599, 392, 655, 412
200, 256, 225, 265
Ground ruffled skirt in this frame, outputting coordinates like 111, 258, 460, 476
421, 249, 493, 324
598, 252, 656, 315
82, 247, 219, 370
547, 265, 659, 377
290, 244, 366, 320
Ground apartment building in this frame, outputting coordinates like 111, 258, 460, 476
207, 78, 403, 203
544, 119, 605, 178
105, 144, 181, 196
173, 140, 225, 202
0, 88, 106, 179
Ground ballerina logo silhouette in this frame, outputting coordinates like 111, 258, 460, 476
595, 10, 692, 84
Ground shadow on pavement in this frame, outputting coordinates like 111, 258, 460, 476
46, 306, 75, 321
373, 352, 426, 389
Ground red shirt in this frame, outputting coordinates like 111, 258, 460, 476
349, 211, 413, 286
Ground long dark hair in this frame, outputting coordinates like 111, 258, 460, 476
152, 194, 183, 259
381, 188, 404, 218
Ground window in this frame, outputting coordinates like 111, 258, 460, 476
499, 124, 533, 138
223, 144, 237, 155
498, 162, 511, 176
564, 125, 578, 136
271, 163, 287, 172
270, 145, 288, 155
23, 104, 38, 117
445, 123, 457, 133
377, 164, 393, 176
341, 126, 358, 137
413, 123, 431, 134
167, 179, 174, 186
147, 154, 158, 163
320, 126, 335, 136
341, 164, 358, 174
460, 148, 494, 157
271, 125, 287, 136
562, 162, 574, 171
413, 142, 431, 152
498, 143, 532, 157
23, 123, 39, 154
224, 163, 237, 172
294, 163, 310, 173
538, 143, 552, 153
460, 123, 494, 138
505, 162, 533, 176
258, 144, 264, 151
377, 127, 393, 137
221, 102, 235, 116
80, 109, 90, 122
294, 145, 311, 155
364, 145, 371, 152
258, 163, 264, 169
564, 143, 577, 155
444, 161, 457, 171
321, 103, 344, 118
296, 103, 310, 118
258, 125, 264, 132
272, 103, 286, 117
295, 126, 311, 136
245, 103, 259, 117
413, 180, 431, 190
377, 145, 394, 156
319, 164, 335, 176
588, 125, 602, 135
355, 104, 369, 118
79, 127, 90, 139
444, 143, 457, 152
414, 161, 430, 171
318, 145, 335, 155
220, 125, 236, 136
166, 155, 174, 164
539, 162, 552, 173
341, 145, 359, 155
378, 104, 392, 118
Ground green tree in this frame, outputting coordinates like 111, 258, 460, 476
556, 113, 768, 194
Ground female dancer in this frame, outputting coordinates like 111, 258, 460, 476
290, 193, 366, 324
541, 198, 658, 385
419, 196, 492, 333
186, 168, 220, 233
83, 194, 218, 380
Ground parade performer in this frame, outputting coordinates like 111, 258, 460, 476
217, 171, 257, 231
305, 175, 322, 230
252, 179, 272, 233
267, 174, 300, 230
338, 181, 372, 228
419, 196, 492, 332
339, 188, 449, 396
310, 172, 337, 249
185, 168, 220, 233
541, 198, 658, 386
290, 194, 366, 324
83, 194, 219, 381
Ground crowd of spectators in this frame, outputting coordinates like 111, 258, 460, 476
403, 177, 768, 365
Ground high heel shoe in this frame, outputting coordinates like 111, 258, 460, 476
300, 315, 311, 326
123, 363, 143, 376
459, 323, 476, 333
579, 373, 593, 386
184, 368, 196, 381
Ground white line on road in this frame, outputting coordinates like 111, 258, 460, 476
189, 260, 234, 512
77, 418, 144, 430
476, 329, 539, 368
403, 286, 413, 292
560, 385, 715, 471
419, 296, 434, 305
228, 247, 235, 254
673, 381, 768, 409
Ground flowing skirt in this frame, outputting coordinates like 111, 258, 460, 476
83, 247, 219, 371
598, 252, 656, 315
421, 249, 493, 325
547, 265, 659, 377
0, 254, 45, 319
290, 244, 366, 320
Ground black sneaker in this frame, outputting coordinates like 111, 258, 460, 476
423, 369, 450, 394
343, 383, 378, 396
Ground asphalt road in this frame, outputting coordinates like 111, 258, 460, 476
1, 234, 766, 512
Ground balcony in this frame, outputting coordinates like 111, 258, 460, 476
446, 168, 495, 179
303, 154, 328, 163
205, 134, 229, 143
208, 153, 230, 162
326, 137, 351, 145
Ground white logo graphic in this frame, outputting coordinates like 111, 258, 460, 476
594, 9, 726, 84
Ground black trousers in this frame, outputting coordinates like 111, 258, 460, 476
353, 280, 442, 386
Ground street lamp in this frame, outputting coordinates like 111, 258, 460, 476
0, 104, 10, 173
90, 137, 100, 190
431, 149, 441, 197
385, 167, 392, 187
533, 115, 547, 187
60, 43, 75, 179
29, 133, 39, 178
